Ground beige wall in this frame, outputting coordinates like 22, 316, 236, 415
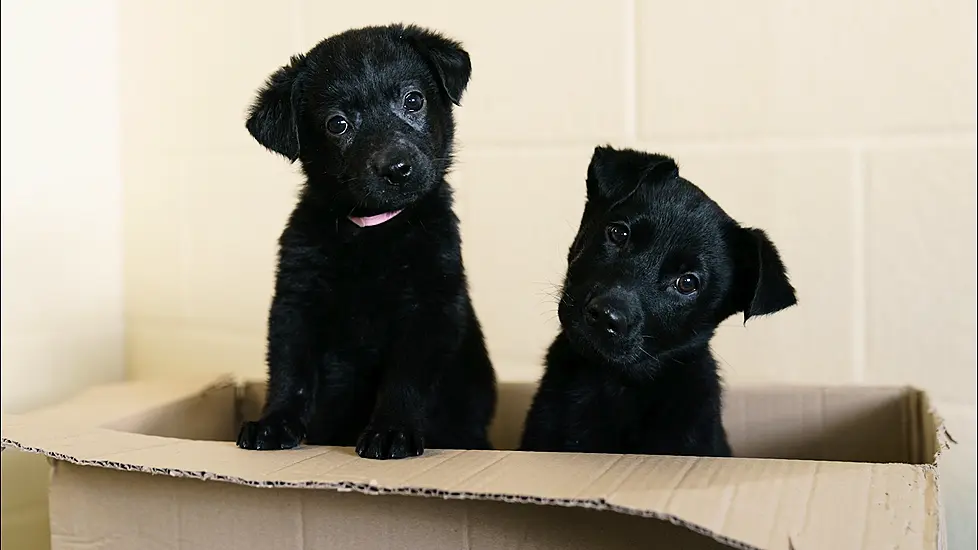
1, 1, 126, 548
0, 1, 973, 549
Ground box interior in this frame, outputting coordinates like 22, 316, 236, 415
114, 380, 936, 465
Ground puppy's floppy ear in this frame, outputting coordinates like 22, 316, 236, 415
586, 146, 679, 206
731, 227, 798, 323
402, 26, 472, 106
246, 54, 307, 162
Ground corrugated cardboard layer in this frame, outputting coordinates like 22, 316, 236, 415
49, 462, 734, 550
1, 376, 947, 550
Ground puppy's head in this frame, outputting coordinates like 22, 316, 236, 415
558, 146, 798, 372
246, 24, 471, 215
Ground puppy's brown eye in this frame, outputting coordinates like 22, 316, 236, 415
605, 223, 629, 246
326, 116, 349, 135
403, 91, 425, 112
675, 273, 700, 294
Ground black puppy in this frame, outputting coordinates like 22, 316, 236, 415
520, 146, 797, 457
236, 25, 496, 460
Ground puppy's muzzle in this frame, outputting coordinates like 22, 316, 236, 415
371, 148, 414, 185
584, 292, 638, 338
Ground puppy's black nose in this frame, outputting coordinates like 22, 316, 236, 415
379, 159, 412, 184
584, 296, 631, 336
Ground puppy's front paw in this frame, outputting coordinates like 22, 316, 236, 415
355, 425, 424, 460
236, 413, 305, 451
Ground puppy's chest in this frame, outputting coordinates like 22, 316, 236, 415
307, 238, 459, 343
568, 385, 681, 447
318, 243, 446, 300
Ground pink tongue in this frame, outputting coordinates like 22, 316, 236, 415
348, 209, 403, 228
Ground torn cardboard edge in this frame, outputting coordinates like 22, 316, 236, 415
5, 437, 765, 550
1, 374, 951, 550
915, 389, 953, 550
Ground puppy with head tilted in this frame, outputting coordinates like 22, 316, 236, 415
236, 25, 496, 460
520, 146, 797, 457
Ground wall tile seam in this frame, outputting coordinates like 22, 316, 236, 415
851, 147, 867, 384
428, 134, 976, 155
289, 0, 303, 54
126, 317, 264, 338
630, 133, 978, 150
623, 0, 638, 146
126, 136, 978, 155
124, 134, 978, 158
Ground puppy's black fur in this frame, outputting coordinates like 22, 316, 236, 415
520, 146, 797, 457
236, 25, 496, 460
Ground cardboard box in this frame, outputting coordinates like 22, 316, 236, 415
1, 376, 951, 550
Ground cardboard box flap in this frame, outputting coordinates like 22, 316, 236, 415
0, 375, 236, 434
1, 431, 941, 550
0, 376, 944, 550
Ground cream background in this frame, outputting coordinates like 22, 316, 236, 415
1, 0, 125, 546
1, 1, 975, 548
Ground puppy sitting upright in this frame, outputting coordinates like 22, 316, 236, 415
520, 146, 797, 457
236, 25, 496, 460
